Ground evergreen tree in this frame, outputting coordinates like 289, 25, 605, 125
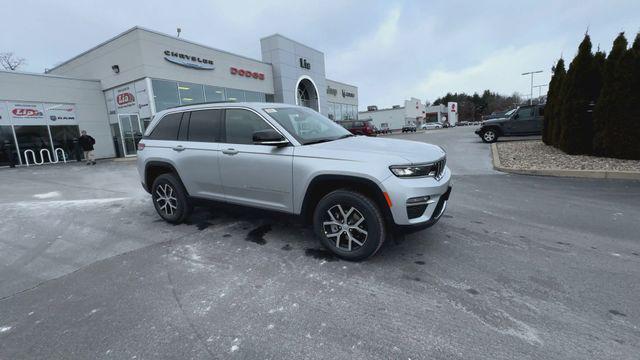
543, 58, 565, 145
607, 33, 640, 159
593, 33, 628, 155
557, 34, 600, 154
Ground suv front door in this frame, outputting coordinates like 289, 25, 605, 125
219, 108, 294, 212
504, 106, 535, 135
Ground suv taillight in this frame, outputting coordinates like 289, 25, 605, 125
137, 142, 145, 151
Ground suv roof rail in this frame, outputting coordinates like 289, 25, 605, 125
164, 101, 248, 110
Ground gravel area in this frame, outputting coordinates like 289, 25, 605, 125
495, 140, 640, 172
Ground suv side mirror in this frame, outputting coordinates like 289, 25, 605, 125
252, 129, 289, 146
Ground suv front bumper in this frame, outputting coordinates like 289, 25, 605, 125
381, 167, 452, 227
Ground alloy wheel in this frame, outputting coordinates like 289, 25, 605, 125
155, 183, 178, 216
322, 204, 368, 251
483, 131, 495, 142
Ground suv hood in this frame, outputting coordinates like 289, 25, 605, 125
297, 136, 446, 164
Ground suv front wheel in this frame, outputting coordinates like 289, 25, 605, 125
151, 173, 193, 224
313, 190, 386, 261
480, 128, 499, 143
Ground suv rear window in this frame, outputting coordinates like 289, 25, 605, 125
148, 113, 182, 140
188, 109, 223, 142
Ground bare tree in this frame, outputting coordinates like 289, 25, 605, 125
0, 52, 27, 71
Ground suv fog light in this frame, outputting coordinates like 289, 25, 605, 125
406, 196, 431, 206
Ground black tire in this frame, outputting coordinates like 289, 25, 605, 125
313, 190, 386, 261
480, 128, 498, 143
151, 173, 193, 224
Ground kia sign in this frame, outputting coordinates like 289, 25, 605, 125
230, 67, 265, 80
117, 92, 135, 106
115, 85, 137, 110
8, 102, 44, 120
164, 50, 215, 70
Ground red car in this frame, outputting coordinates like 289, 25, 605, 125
337, 120, 376, 136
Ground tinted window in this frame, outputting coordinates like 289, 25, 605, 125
188, 109, 223, 142
225, 109, 271, 144
516, 107, 534, 120
148, 113, 182, 140
225, 88, 245, 102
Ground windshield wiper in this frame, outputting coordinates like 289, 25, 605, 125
337, 134, 355, 139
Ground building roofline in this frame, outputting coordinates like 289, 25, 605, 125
260, 33, 324, 54
358, 106, 406, 113
0, 69, 101, 82
325, 78, 358, 89
46, 26, 271, 73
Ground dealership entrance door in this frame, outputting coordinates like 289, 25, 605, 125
118, 114, 143, 156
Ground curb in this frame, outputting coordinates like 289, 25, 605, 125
490, 143, 640, 181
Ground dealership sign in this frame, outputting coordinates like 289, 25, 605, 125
341, 89, 355, 98
326, 86, 338, 96
230, 67, 264, 80
299, 58, 311, 70
164, 50, 215, 70
9, 102, 44, 119
115, 85, 137, 110
45, 103, 76, 122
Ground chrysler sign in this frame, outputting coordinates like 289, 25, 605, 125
164, 50, 215, 70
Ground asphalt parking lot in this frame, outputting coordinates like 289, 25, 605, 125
1, 126, 639, 359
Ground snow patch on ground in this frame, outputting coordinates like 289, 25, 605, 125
33, 191, 61, 199
0, 326, 12, 333
11, 197, 130, 208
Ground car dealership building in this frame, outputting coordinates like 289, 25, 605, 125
0, 27, 358, 165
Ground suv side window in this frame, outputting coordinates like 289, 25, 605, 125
354, 121, 364, 127
224, 109, 272, 144
515, 107, 534, 120
188, 109, 223, 142
148, 113, 182, 140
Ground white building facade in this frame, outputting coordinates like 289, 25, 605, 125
0, 27, 358, 165
358, 98, 425, 130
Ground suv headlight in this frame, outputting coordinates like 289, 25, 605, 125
389, 164, 438, 177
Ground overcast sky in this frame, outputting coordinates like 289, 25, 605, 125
3, 0, 639, 109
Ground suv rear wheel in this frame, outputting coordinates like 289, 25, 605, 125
313, 190, 386, 261
481, 128, 498, 143
151, 173, 193, 224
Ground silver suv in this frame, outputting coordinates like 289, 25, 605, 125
137, 103, 451, 261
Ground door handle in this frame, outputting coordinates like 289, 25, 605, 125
172, 145, 185, 152
222, 148, 239, 155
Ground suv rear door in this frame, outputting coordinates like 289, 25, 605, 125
174, 109, 225, 200
218, 108, 294, 212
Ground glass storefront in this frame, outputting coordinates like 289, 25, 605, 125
50, 125, 81, 162
14, 126, 53, 164
177, 82, 205, 105
151, 79, 271, 111
327, 102, 357, 121
0, 126, 19, 166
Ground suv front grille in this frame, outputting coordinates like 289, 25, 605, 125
434, 157, 446, 180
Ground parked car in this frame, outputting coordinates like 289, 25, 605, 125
475, 105, 543, 143
421, 123, 443, 130
338, 119, 376, 136
137, 103, 452, 261
401, 124, 417, 132
376, 124, 392, 134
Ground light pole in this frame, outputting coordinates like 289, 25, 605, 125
533, 84, 548, 103
522, 70, 543, 105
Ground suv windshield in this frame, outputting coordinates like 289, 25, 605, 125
264, 107, 352, 144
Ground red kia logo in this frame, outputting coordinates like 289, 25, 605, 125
117, 92, 135, 105
230, 67, 264, 80
12, 108, 41, 117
